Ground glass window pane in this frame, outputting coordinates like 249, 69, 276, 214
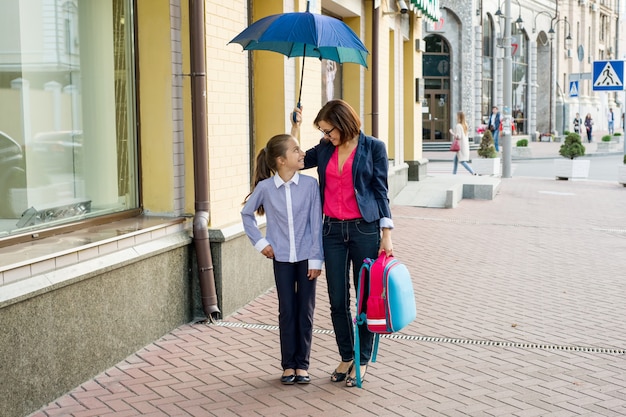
0, 0, 137, 238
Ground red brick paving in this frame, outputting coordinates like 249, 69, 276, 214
30, 174, 626, 417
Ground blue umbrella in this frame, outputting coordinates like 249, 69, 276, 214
229, 1, 368, 110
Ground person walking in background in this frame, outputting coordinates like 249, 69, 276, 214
451, 111, 477, 176
584, 113, 594, 143
487, 106, 501, 152
573, 112, 582, 135
291, 99, 394, 388
608, 108, 615, 134
241, 134, 323, 386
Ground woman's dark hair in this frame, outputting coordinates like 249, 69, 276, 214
243, 134, 291, 215
313, 99, 361, 145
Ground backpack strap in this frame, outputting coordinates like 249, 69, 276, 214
354, 258, 373, 388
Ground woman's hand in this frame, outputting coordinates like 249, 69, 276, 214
378, 228, 393, 257
290, 106, 302, 137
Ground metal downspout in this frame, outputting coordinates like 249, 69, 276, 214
190, 0, 220, 320
372, 2, 379, 137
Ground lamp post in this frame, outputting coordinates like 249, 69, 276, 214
495, 0, 524, 178
549, 17, 573, 136
501, 0, 513, 178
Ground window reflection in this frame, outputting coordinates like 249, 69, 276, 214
0, 0, 137, 239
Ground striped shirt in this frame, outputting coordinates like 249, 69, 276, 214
241, 172, 323, 270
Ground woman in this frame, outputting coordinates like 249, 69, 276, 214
451, 111, 476, 175
584, 113, 593, 143
291, 99, 393, 387
573, 112, 582, 134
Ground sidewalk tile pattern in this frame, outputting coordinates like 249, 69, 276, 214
30, 176, 626, 417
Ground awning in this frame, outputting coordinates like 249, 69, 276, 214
410, 0, 440, 22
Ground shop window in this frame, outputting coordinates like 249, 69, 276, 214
0, 0, 137, 242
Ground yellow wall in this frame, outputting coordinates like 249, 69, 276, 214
404, 14, 423, 161
137, 0, 175, 213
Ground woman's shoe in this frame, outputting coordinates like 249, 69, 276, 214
345, 365, 367, 388
330, 360, 353, 382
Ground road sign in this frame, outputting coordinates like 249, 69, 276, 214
569, 80, 579, 97
569, 73, 592, 81
593, 60, 624, 91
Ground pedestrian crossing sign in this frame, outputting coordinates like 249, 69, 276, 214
569, 80, 579, 97
592, 60, 624, 91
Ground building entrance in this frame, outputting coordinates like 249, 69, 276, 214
422, 91, 450, 141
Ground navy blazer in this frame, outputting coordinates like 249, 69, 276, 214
304, 131, 392, 224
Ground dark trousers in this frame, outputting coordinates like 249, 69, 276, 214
322, 217, 380, 365
273, 259, 316, 370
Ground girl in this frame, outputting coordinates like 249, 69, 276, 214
452, 111, 477, 175
241, 134, 323, 385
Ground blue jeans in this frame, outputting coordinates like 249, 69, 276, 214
273, 259, 317, 370
493, 129, 500, 151
322, 217, 380, 365
453, 154, 475, 175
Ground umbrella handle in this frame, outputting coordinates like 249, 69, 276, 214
292, 103, 301, 124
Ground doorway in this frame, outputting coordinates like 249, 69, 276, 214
422, 91, 449, 141
422, 35, 451, 142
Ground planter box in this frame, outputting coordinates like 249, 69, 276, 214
512, 147, 532, 159
618, 165, 626, 187
596, 142, 615, 152
554, 158, 590, 180
612, 135, 622, 144
473, 157, 501, 176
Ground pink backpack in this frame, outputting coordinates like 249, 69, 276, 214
354, 253, 416, 387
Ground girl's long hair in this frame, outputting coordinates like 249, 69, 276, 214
243, 134, 291, 215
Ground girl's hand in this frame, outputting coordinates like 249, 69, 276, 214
307, 269, 321, 280
261, 245, 275, 259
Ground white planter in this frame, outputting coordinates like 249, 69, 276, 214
473, 157, 501, 176
512, 147, 532, 159
596, 142, 614, 152
554, 159, 590, 180
618, 165, 626, 186
612, 135, 622, 144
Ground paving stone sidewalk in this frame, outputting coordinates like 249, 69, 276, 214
30, 176, 626, 417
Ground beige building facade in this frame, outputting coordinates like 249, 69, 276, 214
0, 1, 439, 415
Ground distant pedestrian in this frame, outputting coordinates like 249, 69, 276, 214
608, 108, 615, 134
451, 111, 476, 176
241, 134, 323, 385
584, 113, 593, 143
487, 106, 501, 152
573, 113, 582, 135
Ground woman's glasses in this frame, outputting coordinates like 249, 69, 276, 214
318, 127, 336, 136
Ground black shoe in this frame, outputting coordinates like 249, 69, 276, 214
296, 374, 311, 384
280, 373, 296, 385
330, 361, 353, 382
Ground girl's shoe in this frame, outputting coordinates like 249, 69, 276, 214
345, 365, 367, 387
330, 360, 353, 382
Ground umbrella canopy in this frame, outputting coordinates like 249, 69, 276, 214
229, 3, 369, 106
229, 11, 368, 67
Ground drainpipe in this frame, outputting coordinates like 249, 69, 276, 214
190, 0, 220, 320
372, 1, 379, 137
